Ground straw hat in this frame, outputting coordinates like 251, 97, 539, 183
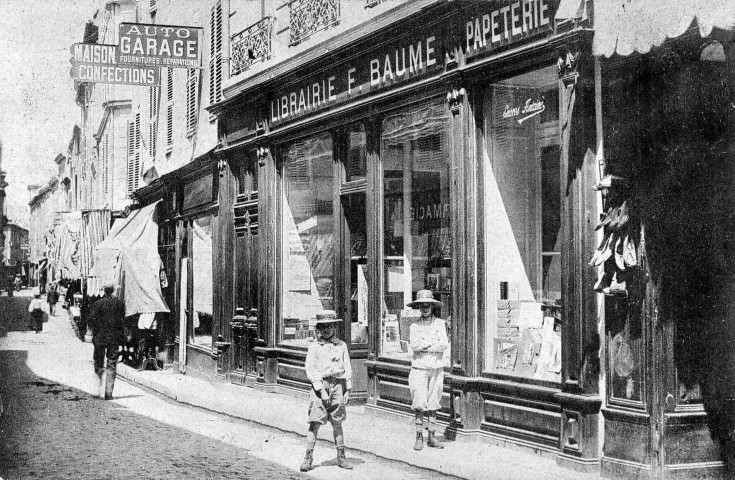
407, 290, 442, 308
314, 310, 341, 325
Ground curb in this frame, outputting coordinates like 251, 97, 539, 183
116, 365, 466, 480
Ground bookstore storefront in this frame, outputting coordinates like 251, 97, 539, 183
212, 0, 600, 469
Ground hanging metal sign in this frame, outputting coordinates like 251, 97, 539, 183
118, 23, 203, 69
69, 43, 160, 86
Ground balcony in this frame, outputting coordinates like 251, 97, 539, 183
231, 18, 273, 76
287, 0, 339, 46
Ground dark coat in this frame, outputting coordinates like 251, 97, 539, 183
47, 289, 59, 303
88, 294, 125, 346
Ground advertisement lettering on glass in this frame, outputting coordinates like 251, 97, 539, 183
502, 97, 545, 125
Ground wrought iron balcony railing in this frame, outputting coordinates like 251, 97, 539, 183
231, 17, 272, 76
288, 0, 339, 46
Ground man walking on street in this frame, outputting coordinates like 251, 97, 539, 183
88, 283, 125, 400
46, 284, 59, 316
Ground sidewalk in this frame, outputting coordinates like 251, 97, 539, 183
117, 357, 601, 480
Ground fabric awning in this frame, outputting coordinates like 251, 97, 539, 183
52, 211, 82, 279
594, 0, 735, 57
91, 201, 170, 317
81, 210, 111, 276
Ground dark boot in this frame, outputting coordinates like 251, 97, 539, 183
336, 447, 353, 469
427, 431, 445, 449
413, 432, 424, 451
300, 449, 313, 472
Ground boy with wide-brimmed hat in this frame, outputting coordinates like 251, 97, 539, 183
407, 289, 448, 450
300, 311, 354, 472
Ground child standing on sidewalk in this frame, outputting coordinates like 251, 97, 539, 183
407, 290, 448, 450
300, 312, 353, 472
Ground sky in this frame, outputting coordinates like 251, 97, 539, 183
0, 0, 99, 227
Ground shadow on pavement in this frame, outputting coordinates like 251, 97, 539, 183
0, 296, 37, 338
0, 349, 310, 480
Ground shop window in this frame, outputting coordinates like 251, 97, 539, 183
345, 123, 367, 182
281, 132, 334, 346
235, 153, 258, 198
344, 193, 367, 345
192, 215, 214, 347
483, 65, 562, 381
381, 101, 451, 362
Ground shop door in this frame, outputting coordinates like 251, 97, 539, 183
339, 191, 368, 397
232, 153, 259, 383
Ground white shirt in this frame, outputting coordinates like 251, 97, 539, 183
305, 337, 353, 391
409, 316, 449, 370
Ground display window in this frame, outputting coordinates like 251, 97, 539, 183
280, 132, 335, 346
192, 215, 214, 347
344, 193, 368, 345
381, 101, 451, 362
483, 65, 562, 381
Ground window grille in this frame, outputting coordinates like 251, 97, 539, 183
231, 18, 272, 76
288, 0, 339, 46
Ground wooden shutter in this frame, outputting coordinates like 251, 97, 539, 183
134, 113, 141, 189
149, 85, 158, 160
127, 114, 141, 194
103, 133, 109, 197
127, 121, 135, 193
186, 69, 198, 135
209, 0, 223, 106
166, 68, 174, 149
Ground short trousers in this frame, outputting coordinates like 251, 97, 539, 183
307, 378, 347, 425
409, 367, 444, 411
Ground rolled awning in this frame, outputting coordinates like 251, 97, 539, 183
594, 0, 735, 57
91, 201, 169, 317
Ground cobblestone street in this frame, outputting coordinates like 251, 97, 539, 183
0, 293, 445, 480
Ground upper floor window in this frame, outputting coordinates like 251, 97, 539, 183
288, 0, 340, 46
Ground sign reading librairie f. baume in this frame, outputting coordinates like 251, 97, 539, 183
70, 43, 160, 86
119, 23, 202, 69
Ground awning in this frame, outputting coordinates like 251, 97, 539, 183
91, 201, 170, 317
36, 259, 48, 275
51, 211, 83, 279
81, 210, 111, 276
594, 0, 735, 57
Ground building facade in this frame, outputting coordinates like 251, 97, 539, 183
2, 223, 29, 270
55, 0, 735, 478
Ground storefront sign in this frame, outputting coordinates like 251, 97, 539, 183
463, 0, 558, 58
183, 173, 214, 211
259, 1, 559, 129
502, 96, 546, 124
269, 34, 442, 126
119, 23, 202, 68
69, 43, 160, 86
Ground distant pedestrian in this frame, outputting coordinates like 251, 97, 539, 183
46, 284, 59, 316
87, 283, 125, 400
407, 290, 448, 451
300, 312, 353, 472
27, 290, 45, 333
